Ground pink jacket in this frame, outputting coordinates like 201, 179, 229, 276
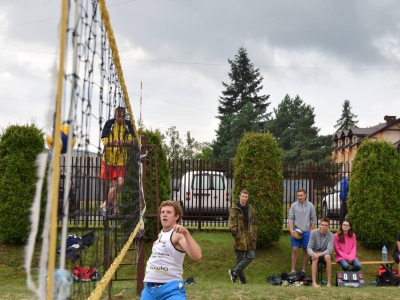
334, 232, 358, 263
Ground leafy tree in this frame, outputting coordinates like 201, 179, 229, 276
162, 126, 183, 160
194, 142, 213, 161
268, 94, 334, 164
213, 46, 271, 160
0, 124, 46, 244
334, 100, 358, 131
181, 131, 197, 159
348, 140, 400, 249
162, 126, 211, 160
233, 132, 283, 248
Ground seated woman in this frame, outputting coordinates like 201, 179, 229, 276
334, 219, 362, 271
393, 231, 400, 271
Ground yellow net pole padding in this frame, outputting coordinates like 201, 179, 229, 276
97, 0, 140, 146
46, 0, 69, 299
88, 220, 143, 300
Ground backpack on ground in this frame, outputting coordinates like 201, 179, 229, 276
377, 264, 400, 286
267, 274, 282, 285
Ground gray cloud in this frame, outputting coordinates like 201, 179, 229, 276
1, 0, 400, 143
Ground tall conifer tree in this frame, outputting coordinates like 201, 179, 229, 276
335, 99, 358, 131
213, 47, 270, 160
268, 94, 333, 164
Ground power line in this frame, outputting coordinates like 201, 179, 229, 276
0, 17, 59, 29
0, 62, 50, 76
131, 93, 214, 112
2, 46, 399, 71
125, 58, 223, 66
0, 47, 58, 55
0, 0, 137, 30
143, 110, 215, 116
125, 59, 400, 70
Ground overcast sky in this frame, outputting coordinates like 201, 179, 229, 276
1, 0, 400, 146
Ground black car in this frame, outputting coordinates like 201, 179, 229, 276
58, 174, 79, 219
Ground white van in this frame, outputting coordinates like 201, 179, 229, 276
172, 171, 231, 218
322, 180, 342, 217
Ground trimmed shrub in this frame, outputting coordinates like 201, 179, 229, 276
233, 132, 283, 248
142, 129, 171, 239
0, 124, 46, 244
348, 139, 400, 249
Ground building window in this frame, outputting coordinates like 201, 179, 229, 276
338, 140, 342, 146
353, 136, 357, 143
345, 138, 349, 145
371, 137, 377, 142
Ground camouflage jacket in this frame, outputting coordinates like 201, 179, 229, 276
229, 202, 258, 250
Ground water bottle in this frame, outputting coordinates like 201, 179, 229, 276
382, 245, 388, 262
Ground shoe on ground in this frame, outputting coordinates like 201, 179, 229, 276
239, 276, 246, 284
299, 270, 306, 278
289, 270, 296, 276
185, 277, 196, 284
228, 270, 237, 283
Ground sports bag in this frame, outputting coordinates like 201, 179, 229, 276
377, 264, 400, 286
72, 266, 101, 282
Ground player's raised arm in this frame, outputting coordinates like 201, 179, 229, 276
173, 224, 202, 260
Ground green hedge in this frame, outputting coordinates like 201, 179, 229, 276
0, 124, 46, 244
233, 132, 284, 248
142, 129, 171, 239
348, 139, 400, 249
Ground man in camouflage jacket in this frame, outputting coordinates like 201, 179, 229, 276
228, 189, 258, 284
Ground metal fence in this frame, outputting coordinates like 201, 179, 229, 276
169, 160, 351, 228
168, 159, 234, 229
60, 155, 351, 229
59, 155, 105, 227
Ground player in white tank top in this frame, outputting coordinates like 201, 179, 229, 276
141, 200, 202, 300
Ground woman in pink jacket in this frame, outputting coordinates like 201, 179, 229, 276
334, 219, 362, 271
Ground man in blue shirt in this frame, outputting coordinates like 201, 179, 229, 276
339, 173, 349, 223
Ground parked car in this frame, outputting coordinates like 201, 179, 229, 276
58, 174, 80, 219
322, 181, 342, 217
172, 171, 231, 219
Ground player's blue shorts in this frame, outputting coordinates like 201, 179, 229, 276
290, 231, 310, 249
141, 280, 186, 300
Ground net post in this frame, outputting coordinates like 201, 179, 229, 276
136, 135, 147, 294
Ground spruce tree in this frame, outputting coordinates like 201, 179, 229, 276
334, 99, 358, 131
213, 46, 271, 160
268, 94, 334, 164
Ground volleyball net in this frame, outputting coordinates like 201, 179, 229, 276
24, 0, 145, 299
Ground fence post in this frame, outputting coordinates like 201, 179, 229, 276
308, 162, 313, 205
197, 160, 203, 230
85, 156, 90, 228
154, 145, 160, 234
137, 135, 146, 294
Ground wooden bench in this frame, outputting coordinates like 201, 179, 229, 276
312, 260, 396, 284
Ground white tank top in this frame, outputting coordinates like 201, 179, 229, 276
144, 228, 185, 283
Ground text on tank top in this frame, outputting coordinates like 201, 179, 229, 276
143, 228, 186, 283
